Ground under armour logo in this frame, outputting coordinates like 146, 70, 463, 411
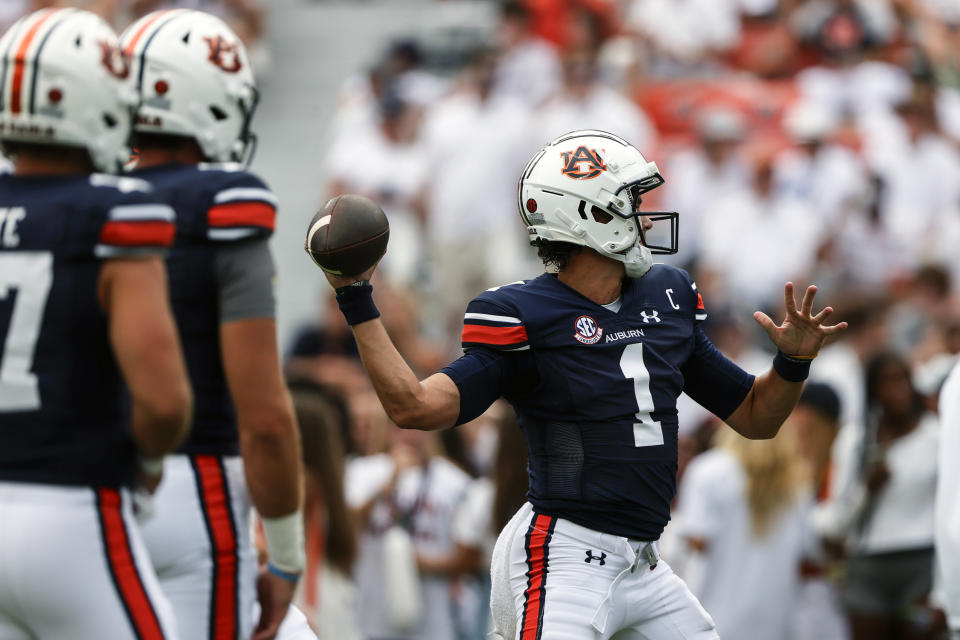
585, 550, 607, 565
640, 310, 661, 324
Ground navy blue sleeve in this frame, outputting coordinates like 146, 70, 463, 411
440, 347, 537, 425
681, 327, 755, 420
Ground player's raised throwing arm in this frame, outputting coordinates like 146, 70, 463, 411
725, 282, 847, 439
325, 268, 462, 430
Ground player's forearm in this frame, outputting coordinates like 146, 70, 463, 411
238, 402, 303, 517
351, 319, 455, 429
130, 392, 192, 457
726, 369, 803, 440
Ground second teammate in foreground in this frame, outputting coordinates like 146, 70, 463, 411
320, 130, 846, 639
122, 10, 310, 640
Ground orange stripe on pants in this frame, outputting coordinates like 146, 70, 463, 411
520, 513, 554, 640
193, 455, 239, 640
97, 488, 166, 640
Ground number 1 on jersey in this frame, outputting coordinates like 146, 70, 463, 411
619, 342, 664, 447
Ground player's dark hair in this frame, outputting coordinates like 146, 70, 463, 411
133, 132, 207, 161
1, 141, 95, 171
534, 239, 582, 271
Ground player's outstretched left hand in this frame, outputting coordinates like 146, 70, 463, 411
753, 282, 848, 358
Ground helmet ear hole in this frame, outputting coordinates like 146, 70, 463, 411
209, 105, 228, 121
590, 206, 613, 224
103, 113, 118, 128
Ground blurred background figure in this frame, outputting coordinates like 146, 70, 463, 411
345, 425, 477, 640
785, 382, 851, 640
676, 428, 813, 640
936, 360, 960, 640
697, 139, 821, 314
819, 352, 940, 640
539, 50, 656, 149
290, 384, 362, 639
420, 46, 538, 346
492, 0, 561, 106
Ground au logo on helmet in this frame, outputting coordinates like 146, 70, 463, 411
99, 41, 130, 80
204, 35, 243, 73
560, 146, 606, 180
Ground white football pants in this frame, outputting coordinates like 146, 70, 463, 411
0, 482, 179, 640
140, 454, 259, 640
490, 503, 719, 640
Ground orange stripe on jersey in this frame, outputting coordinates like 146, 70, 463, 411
207, 202, 276, 229
10, 10, 59, 115
123, 10, 172, 55
193, 455, 239, 640
696, 293, 705, 311
97, 488, 166, 640
462, 323, 528, 346
520, 514, 554, 640
100, 220, 175, 248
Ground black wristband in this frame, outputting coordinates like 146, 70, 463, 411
335, 281, 380, 326
772, 350, 812, 383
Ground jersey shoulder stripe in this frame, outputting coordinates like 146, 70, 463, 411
95, 193, 175, 258
462, 281, 530, 351
206, 176, 276, 242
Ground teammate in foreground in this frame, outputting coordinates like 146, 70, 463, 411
122, 10, 307, 640
322, 130, 847, 639
0, 9, 191, 639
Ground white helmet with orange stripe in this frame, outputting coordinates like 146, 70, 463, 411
121, 10, 258, 165
0, 8, 135, 172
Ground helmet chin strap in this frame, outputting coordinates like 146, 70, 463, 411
622, 244, 653, 278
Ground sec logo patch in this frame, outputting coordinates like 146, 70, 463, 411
574, 315, 603, 344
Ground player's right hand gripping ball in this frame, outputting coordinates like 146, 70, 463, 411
304, 194, 390, 276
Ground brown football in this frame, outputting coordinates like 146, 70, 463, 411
304, 194, 390, 276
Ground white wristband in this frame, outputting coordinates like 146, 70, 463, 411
138, 456, 164, 476
262, 510, 306, 575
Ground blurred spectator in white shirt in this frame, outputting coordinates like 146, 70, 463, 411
677, 428, 814, 640
663, 107, 751, 267
859, 84, 960, 271
936, 360, 960, 639
538, 51, 656, 152
775, 101, 868, 228
289, 386, 362, 640
493, 1, 561, 108
816, 353, 938, 640
697, 141, 821, 313
627, 0, 740, 67
420, 48, 538, 344
324, 83, 429, 289
346, 428, 475, 640
331, 40, 445, 149
783, 383, 852, 640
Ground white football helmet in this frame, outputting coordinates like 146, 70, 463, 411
122, 9, 257, 164
0, 8, 136, 173
518, 130, 677, 278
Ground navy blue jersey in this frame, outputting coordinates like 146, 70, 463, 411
443, 265, 755, 540
0, 173, 175, 487
131, 163, 276, 456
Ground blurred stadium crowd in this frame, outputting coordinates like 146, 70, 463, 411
5, 0, 960, 639
291, 1, 960, 638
